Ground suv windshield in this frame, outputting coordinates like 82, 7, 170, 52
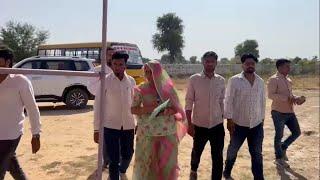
45, 60, 74, 70
74, 61, 90, 71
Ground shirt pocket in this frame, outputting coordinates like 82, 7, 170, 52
0, 87, 19, 107
214, 85, 224, 99
106, 85, 121, 104
106, 87, 116, 98
213, 89, 223, 116
239, 85, 251, 97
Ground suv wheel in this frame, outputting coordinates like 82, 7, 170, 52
65, 88, 88, 109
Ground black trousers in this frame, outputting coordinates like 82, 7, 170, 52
191, 123, 225, 180
0, 136, 27, 180
104, 128, 134, 180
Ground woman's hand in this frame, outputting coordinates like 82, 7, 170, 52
157, 107, 177, 116
132, 104, 159, 115
187, 123, 195, 137
163, 107, 177, 116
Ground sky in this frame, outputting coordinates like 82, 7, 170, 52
1, 0, 319, 60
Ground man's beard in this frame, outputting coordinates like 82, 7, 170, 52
245, 68, 255, 74
205, 68, 215, 74
114, 72, 124, 78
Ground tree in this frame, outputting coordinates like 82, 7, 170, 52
152, 13, 184, 64
0, 21, 49, 62
230, 56, 241, 64
220, 57, 230, 64
189, 56, 197, 64
142, 57, 151, 64
160, 54, 171, 64
235, 39, 259, 58
260, 58, 273, 64
291, 56, 302, 64
176, 53, 187, 64
311, 55, 318, 61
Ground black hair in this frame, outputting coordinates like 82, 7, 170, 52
240, 53, 258, 63
276, 59, 291, 69
0, 46, 14, 67
202, 51, 218, 61
111, 51, 129, 63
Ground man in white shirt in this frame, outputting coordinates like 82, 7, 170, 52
89, 47, 115, 169
93, 51, 136, 180
223, 54, 266, 180
88, 47, 115, 96
0, 47, 41, 180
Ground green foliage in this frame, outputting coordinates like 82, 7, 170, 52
291, 56, 302, 64
189, 56, 197, 64
152, 13, 184, 64
260, 58, 274, 64
235, 39, 259, 58
220, 57, 230, 64
0, 21, 49, 62
142, 57, 151, 63
161, 53, 187, 64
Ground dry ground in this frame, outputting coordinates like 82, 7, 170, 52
5, 76, 320, 180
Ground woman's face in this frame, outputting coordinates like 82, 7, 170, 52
144, 65, 154, 83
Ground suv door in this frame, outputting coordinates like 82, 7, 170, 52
19, 60, 45, 96
39, 60, 75, 97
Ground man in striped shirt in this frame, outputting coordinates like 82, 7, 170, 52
223, 54, 266, 180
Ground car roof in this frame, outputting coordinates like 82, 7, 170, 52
13, 56, 95, 67
30, 56, 94, 60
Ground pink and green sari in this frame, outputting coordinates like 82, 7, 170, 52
132, 60, 187, 180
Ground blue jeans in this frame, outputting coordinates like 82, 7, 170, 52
104, 127, 134, 180
0, 136, 27, 180
224, 123, 264, 180
271, 110, 301, 159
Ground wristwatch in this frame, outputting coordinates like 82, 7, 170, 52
32, 134, 40, 138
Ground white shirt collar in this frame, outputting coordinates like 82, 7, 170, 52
110, 72, 129, 82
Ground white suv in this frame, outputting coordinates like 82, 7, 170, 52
13, 56, 96, 109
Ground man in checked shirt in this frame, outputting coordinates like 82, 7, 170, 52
223, 54, 266, 180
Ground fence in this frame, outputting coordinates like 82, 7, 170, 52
162, 62, 320, 77
162, 62, 320, 90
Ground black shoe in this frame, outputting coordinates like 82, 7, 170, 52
223, 171, 234, 180
189, 170, 197, 180
103, 163, 109, 169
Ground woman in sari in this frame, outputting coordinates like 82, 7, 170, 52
131, 60, 187, 180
